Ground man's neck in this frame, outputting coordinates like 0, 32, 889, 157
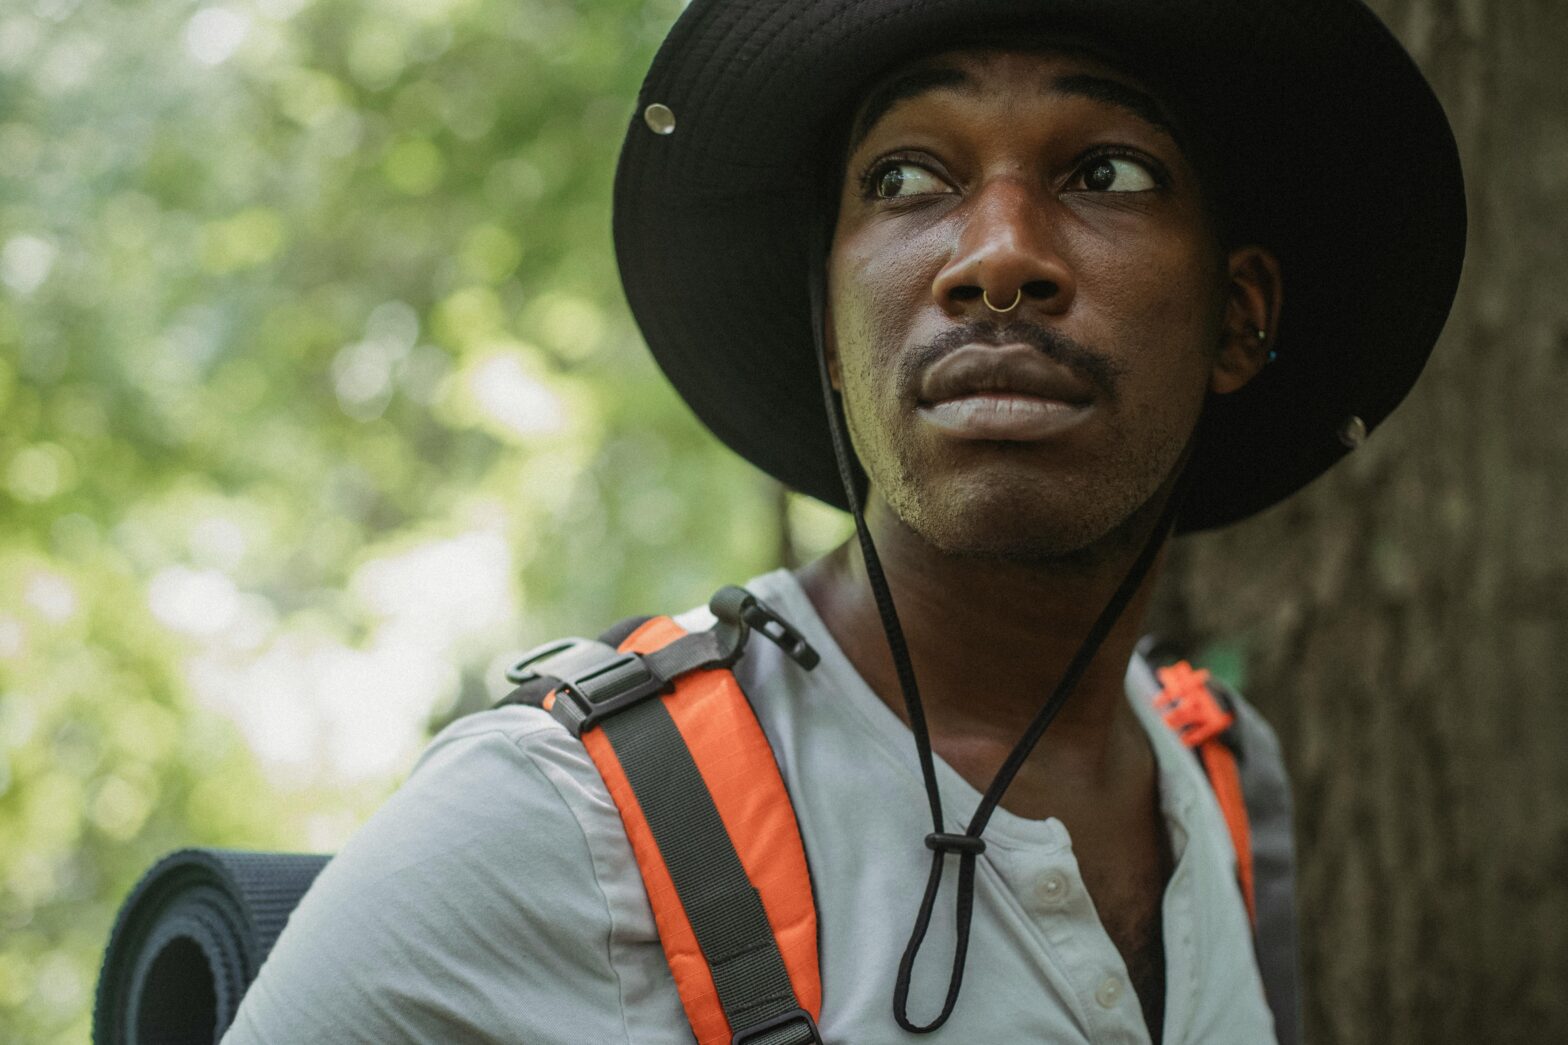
795, 494, 1166, 805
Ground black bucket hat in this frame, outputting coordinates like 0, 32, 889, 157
613, 0, 1466, 532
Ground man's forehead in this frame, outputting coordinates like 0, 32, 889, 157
846, 47, 1180, 155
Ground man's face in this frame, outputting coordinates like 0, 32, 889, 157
828, 48, 1270, 560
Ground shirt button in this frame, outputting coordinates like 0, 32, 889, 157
1094, 975, 1122, 1009
1033, 870, 1070, 910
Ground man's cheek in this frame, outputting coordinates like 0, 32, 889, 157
844, 224, 944, 308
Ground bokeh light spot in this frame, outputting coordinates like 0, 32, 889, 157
383, 138, 444, 195
184, 7, 251, 66
0, 235, 57, 295
5, 443, 75, 503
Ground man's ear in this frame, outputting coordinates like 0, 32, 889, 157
1211, 245, 1283, 396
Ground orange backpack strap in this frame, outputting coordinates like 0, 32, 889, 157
1152, 661, 1257, 925
502, 587, 823, 1045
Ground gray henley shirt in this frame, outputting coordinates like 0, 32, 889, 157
224, 568, 1276, 1044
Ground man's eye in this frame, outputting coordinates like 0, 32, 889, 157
874, 162, 951, 199
1076, 157, 1158, 192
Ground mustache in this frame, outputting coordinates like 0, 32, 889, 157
901, 320, 1126, 402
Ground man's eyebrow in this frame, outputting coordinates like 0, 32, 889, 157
847, 66, 972, 154
1048, 73, 1177, 140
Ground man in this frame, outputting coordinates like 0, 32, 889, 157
225, 0, 1464, 1042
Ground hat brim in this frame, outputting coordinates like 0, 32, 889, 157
614, 0, 1466, 532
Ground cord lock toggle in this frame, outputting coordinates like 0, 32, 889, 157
925, 832, 986, 856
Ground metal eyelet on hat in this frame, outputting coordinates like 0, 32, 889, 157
643, 103, 676, 135
1338, 415, 1368, 449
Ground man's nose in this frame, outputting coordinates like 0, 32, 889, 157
930, 179, 1076, 318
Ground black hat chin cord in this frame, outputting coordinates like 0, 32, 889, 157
807, 261, 947, 842
807, 247, 1196, 1033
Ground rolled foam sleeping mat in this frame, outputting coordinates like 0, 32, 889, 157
93, 848, 330, 1045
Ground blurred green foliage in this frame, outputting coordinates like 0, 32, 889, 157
0, 0, 851, 1039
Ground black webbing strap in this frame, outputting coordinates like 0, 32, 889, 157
601, 697, 819, 1044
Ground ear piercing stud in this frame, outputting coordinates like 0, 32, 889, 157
1255, 328, 1278, 364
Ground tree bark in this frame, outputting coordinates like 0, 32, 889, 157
1153, 2, 1568, 1040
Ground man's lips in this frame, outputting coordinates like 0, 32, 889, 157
916, 344, 1095, 441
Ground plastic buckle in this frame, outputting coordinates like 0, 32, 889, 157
555, 651, 669, 734
730, 1008, 823, 1045
1153, 661, 1235, 749
506, 639, 669, 736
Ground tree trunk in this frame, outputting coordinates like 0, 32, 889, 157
1153, 2, 1568, 1041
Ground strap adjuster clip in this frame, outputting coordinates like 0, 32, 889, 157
1153, 661, 1236, 749
506, 637, 609, 686
555, 651, 669, 735
730, 1008, 823, 1045
508, 639, 671, 736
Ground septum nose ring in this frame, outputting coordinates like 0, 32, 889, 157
982, 288, 1023, 314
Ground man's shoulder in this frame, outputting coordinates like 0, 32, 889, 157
416, 701, 580, 778
223, 706, 662, 1043
345, 703, 630, 890
278, 704, 622, 931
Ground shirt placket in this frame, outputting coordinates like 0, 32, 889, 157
985, 830, 1153, 1045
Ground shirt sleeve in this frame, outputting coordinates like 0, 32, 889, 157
221, 710, 643, 1045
